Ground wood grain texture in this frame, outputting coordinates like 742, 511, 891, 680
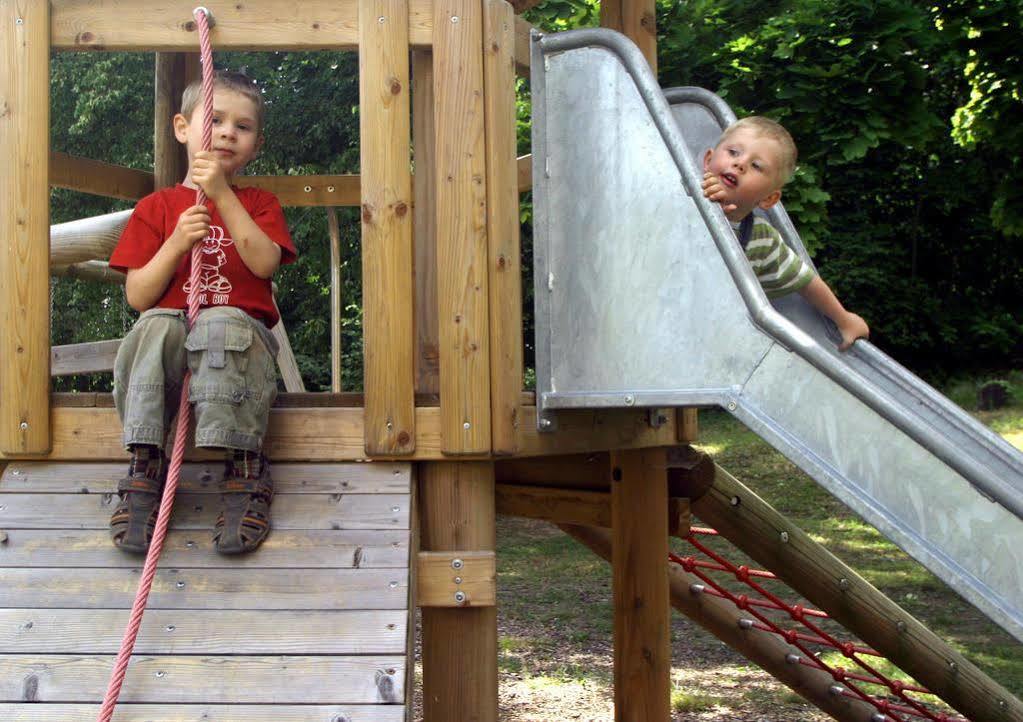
433, 0, 492, 454
0, 704, 405, 722
417, 550, 495, 607
50, 339, 121, 377
1, 0, 51, 454
610, 447, 671, 722
153, 52, 196, 190
600, 0, 656, 74
49, 152, 153, 200
235, 174, 361, 207
50, 0, 433, 50
360, 0, 416, 455
483, 0, 523, 456
413, 49, 440, 396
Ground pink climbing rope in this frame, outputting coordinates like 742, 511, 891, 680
96, 8, 215, 721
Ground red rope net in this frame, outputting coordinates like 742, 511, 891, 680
670, 527, 968, 722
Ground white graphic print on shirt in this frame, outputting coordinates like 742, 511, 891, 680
182, 224, 234, 304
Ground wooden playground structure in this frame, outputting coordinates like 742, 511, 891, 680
1, 1, 1022, 720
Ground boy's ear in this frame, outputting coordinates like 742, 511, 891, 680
758, 188, 782, 210
172, 113, 189, 143
702, 148, 713, 172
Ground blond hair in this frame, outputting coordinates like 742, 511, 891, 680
717, 116, 797, 184
180, 69, 265, 132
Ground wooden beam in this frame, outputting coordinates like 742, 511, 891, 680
236, 175, 361, 207
497, 483, 612, 527
484, 0, 523, 456
269, 315, 306, 393
328, 207, 344, 392
2, 404, 681, 461
50, 339, 121, 377
517, 154, 532, 192
49, 152, 153, 200
359, 0, 415, 455
600, 0, 656, 74
513, 15, 533, 74
154, 52, 197, 190
412, 50, 440, 395
420, 461, 498, 722
611, 448, 671, 722
434, 0, 492, 454
50, 0, 434, 51
560, 524, 884, 722
416, 550, 496, 607
1, 0, 51, 454
694, 464, 1023, 722
50, 209, 131, 267
50, 260, 125, 285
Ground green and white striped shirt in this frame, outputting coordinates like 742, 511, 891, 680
738, 216, 814, 299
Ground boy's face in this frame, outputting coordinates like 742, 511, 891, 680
173, 88, 262, 179
703, 128, 785, 220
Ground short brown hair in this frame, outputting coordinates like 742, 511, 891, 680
717, 116, 797, 184
180, 69, 265, 132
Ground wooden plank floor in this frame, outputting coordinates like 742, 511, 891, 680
0, 461, 413, 721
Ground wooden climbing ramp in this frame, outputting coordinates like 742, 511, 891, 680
0, 461, 413, 721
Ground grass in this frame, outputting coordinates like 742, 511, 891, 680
495, 370, 1023, 718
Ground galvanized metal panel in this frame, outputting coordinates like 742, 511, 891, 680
530, 28, 1023, 642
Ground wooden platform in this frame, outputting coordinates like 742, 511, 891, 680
0, 461, 413, 721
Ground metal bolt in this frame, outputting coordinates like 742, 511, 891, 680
463, 421, 471, 430
19, 422, 27, 430
539, 418, 552, 429
948, 661, 958, 673
689, 583, 705, 595
450, 15, 460, 23
871, 714, 887, 722
624, 394, 635, 406
451, 558, 464, 570
386, 421, 393, 430
839, 578, 850, 590
378, 16, 386, 23
895, 620, 907, 633
186, 540, 195, 548
454, 591, 467, 603
327, 185, 335, 192
155, 670, 165, 678
389, 580, 399, 589
828, 685, 843, 697
166, 625, 175, 632
304, 185, 312, 193
0, 532, 8, 544
779, 531, 789, 543
454, 576, 463, 585
11, 469, 19, 475
785, 654, 801, 665
176, 581, 186, 589
16, 17, 23, 25
737, 618, 753, 630
729, 495, 741, 507
727, 401, 737, 411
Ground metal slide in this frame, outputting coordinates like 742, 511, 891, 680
529, 28, 1023, 642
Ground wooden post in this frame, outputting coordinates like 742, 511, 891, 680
600, 0, 657, 74
610, 447, 671, 722
154, 53, 198, 190
413, 50, 440, 396
420, 461, 498, 722
359, 0, 415, 455
0, 0, 51, 454
483, 0, 522, 456
434, 0, 492, 454
327, 207, 343, 392
560, 524, 883, 722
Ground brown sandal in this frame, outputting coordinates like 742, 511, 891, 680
213, 461, 274, 554
110, 472, 166, 553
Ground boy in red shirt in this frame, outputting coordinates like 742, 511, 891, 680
108, 70, 297, 554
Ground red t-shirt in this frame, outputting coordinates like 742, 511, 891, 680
109, 184, 297, 327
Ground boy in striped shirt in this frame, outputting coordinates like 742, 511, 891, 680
702, 117, 869, 351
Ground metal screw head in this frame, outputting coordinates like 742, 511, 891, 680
729, 495, 741, 507
451, 15, 460, 23
16, 17, 23, 25
327, 185, 335, 192
389, 580, 399, 589
454, 591, 467, 603
165, 625, 175, 632
0, 531, 8, 544
737, 618, 753, 630
785, 654, 801, 665
948, 661, 958, 672
175, 581, 186, 589
454, 576, 463, 584
304, 185, 312, 193
895, 620, 907, 633
451, 558, 464, 570
19, 422, 28, 430
378, 15, 386, 23
624, 394, 635, 406
155, 670, 165, 678
839, 578, 851, 590
463, 421, 471, 430
779, 531, 789, 543
727, 401, 737, 411
539, 418, 552, 429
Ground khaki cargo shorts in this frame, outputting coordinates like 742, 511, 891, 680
113, 306, 280, 452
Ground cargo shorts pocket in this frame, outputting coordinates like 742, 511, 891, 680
185, 317, 265, 406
